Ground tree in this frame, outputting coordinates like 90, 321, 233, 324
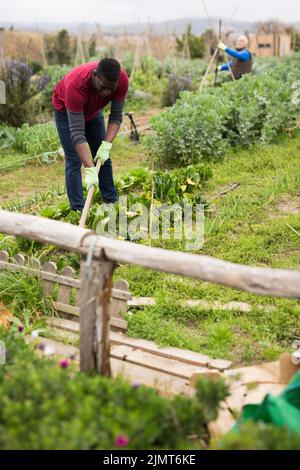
176, 24, 205, 59
285, 26, 300, 52
256, 20, 285, 34
56, 29, 72, 65
88, 34, 97, 58
45, 29, 74, 65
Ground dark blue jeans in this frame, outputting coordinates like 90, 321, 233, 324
54, 109, 118, 211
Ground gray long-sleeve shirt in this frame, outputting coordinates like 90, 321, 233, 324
67, 100, 124, 146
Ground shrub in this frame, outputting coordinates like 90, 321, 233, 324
176, 24, 205, 59
39, 65, 72, 113
0, 328, 228, 450
162, 74, 194, 107
0, 270, 54, 320
0, 60, 49, 127
147, 90, 231, 168
215, 422, 300, 450
148, 60, 300, 167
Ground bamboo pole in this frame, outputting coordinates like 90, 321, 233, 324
200, 48, 219, 92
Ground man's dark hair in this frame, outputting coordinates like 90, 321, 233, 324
96, 58, 121, 82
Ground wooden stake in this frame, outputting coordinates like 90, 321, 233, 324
79, 255, 116, 375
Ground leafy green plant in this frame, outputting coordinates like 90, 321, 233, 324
10, 309, 46, 335
0, 126, 17, 151
14, 122, 60, 155
148, 90, 231, 168
215, 422, 300, 450
0, 328, 228, 450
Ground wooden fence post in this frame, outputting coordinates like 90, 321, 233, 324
79, 252, 116, 376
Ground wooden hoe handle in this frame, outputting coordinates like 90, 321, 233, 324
79, 159, 101, 228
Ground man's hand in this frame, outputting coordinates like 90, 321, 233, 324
84, 167, 99, 191
218, 41, 227, 51
95, 141, 112, 165
216, 65, 222, 72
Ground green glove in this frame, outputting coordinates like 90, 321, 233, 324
218, 41, 227, 51
216, 65, 222, 72
95, 141, 112, 165
84, 167, 99, 191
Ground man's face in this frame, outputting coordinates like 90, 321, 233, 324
236, 37, 247, 50
93, 72, 118, 97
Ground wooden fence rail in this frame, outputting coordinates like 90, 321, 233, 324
0, 210, 300, 376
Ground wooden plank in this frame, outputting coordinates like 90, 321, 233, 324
110, 358, 194, 397
128, 297, 156, 307
42, 262, 57, 295
57, 266, 75, 305
14, 253, 25, 266
110, 279, 131, 319
1, 210, 300, 299
112, 287, 132, 301
110, 279, 130, 320
0, 260, 81, 288
110, 317, 128, 331
243, 384, 284, 406
0, 210, 92, 252
110, 332, 212, 368
208, 359, 232, 372
224, 362, 279, 385
128, 297, 275, 313
112, 347, 208, 380
47, 317, 80, 333
54, 302, 80, 317
47, 314, 128, 333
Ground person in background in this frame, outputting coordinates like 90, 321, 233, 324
52, 58, 128, 212
217, 35, 253, 80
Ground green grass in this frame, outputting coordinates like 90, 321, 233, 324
116, 132, 300, 365
0, 134, 147, 207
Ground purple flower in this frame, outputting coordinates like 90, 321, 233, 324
115, 435, 129, 448
132, 381, 140, 389
37, 343, 45, 351
59, 358, 69, 369
18, 325, 24, 332
3, 59, 32, 93
36, 74, 50, 92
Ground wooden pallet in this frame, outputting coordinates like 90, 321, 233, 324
0, 250, 131, 332
46, 317, 232, 395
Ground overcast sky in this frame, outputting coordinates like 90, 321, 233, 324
1, 0, 299, 24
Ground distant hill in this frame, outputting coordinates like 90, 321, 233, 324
0, 18, 299, 36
